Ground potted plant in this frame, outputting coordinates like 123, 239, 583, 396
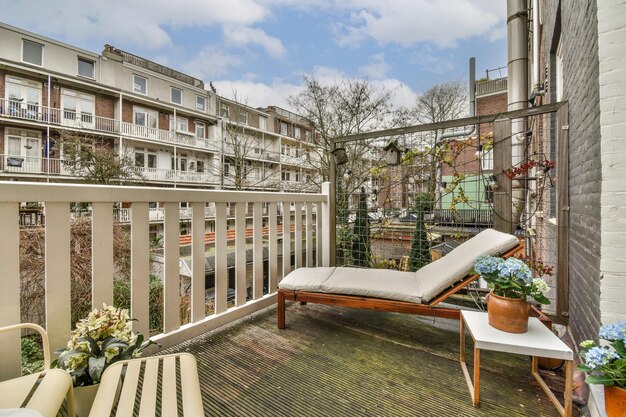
473, 255, 551, 333
577, 322, 626, 417
52, 304, 156, 417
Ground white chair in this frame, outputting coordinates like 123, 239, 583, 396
0, 323, 75, 417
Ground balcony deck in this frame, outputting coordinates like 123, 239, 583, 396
161, 303, 576, 416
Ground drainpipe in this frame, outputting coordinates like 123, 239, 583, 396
532, 0, 541, 91
507, 0, 529, 231
46, 74, 51, 182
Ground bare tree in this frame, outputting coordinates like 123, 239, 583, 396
408, 80, 468, 197
219, 94, 281, 190
289, 75, 395, 263
59, 131, 144, 185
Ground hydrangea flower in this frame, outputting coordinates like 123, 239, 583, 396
473, 255, 549, 303
583, 346, 619, 370
599, 322, 626, 342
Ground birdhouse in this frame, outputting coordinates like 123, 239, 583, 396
383, 141, 402, 166
332, 147, 348, 166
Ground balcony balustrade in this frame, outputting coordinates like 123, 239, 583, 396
0, 99, 218, 151
0, 181, 329, 381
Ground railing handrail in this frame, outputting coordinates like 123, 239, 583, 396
0, 181, 327, 204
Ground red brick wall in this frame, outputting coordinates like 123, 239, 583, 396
96, 95, 115, 119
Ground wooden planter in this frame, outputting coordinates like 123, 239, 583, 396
605, 385, 626, 417
487, 292, 530, 333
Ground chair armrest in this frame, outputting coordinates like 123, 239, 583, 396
0, 323, 51, 370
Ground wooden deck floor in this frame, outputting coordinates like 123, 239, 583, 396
162, 303, 579, 417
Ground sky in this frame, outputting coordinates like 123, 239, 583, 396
1, 0, 508, 111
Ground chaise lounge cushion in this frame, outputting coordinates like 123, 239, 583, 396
278, 228, 519, 304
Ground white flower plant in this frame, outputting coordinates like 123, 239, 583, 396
52, 304, 157, 387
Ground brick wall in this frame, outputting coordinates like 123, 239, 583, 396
476, 92, 507, 116
597, 0, 626, 324
95, 95, 115, 119
542, 0, 602, 342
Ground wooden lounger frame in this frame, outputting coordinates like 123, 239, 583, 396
277, 244, 524, 329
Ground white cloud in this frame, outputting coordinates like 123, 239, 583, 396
183, 46, 245, 80
333, 0, 506, 49
358, 53, 391, 79
215, 65, 418, 111
223, 26, 286, 58
1, 0, 269, 49
411, 46, 456, 74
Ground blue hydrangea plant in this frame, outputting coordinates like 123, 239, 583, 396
473, 255, 550, 304
577, 322, 626, 388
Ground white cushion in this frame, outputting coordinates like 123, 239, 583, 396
320, 267, 422, 303
278, 267, 336, 291
278, 228, 518, 304
416, 228, 519, 302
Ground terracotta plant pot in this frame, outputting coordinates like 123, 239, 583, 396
487, 292, 530, 333
605, 385, 626, 417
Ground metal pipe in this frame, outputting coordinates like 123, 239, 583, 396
532, 0, 540, 89
507, 0, 529, 230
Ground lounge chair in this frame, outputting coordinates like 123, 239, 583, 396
277, 228, 522, 328
0, 323, 75, 417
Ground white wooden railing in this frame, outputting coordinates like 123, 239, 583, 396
0, 181, 330, 380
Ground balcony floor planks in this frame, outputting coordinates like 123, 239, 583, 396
159, 303, 576, 417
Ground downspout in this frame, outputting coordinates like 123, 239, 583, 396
507, 0, 529, 231
46, 74, 51, 182
532, 0, 540, 91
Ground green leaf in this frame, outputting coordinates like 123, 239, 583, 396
76, 336, 101, 356
89, 356, 106, 384
585, 375, 615, 386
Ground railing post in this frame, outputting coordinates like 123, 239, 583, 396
321, 182, 332, 267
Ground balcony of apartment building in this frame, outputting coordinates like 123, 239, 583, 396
0, 178, 575, 417
120, 99, 219, 152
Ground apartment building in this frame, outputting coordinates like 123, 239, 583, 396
0, 23, 320, 196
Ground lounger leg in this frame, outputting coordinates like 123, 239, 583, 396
278, 290, 286, 329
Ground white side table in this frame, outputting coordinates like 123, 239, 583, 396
460, 310, 574, 417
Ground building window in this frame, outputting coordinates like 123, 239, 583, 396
481, 149, 493, 171
197, 160, 205, 173
171, 87, 183, 105
305, 130, 311, 141
239, 110, 248, 125
281, 144, 286, 155
77, 57, 95, 79
133, 107, 158, 128
170, 116, 189, 133
5, 76, 42, 118
281, 171, 290, 181
180, 157, 187, 172
220, 103, 229, 118
195, 122, 206, 138
280, 122, 288, 135
135, 148, 145, 168
485, 186, 494, 204
259, 116, 267, 130
22, 39, 43, 66
133, 75, 147, 94
196, 95, 206, 111
4, 128, 41, 170
294, 127, 301, 139
61, 90, 95, 127
224, 162, 231, 176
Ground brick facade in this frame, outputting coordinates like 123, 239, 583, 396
542, 0, 602, 342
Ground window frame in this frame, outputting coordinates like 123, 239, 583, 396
239, 110, 248, 125
259, 116, 267, 130
220, 103, 230, 118
196, 95, 206, 112
22, 39, 44, 67
195, 121, 206, 139
77, 57, 95, 79
133, 74, 148, 95
170, 87, 183, 105
280, 122, 288, 136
